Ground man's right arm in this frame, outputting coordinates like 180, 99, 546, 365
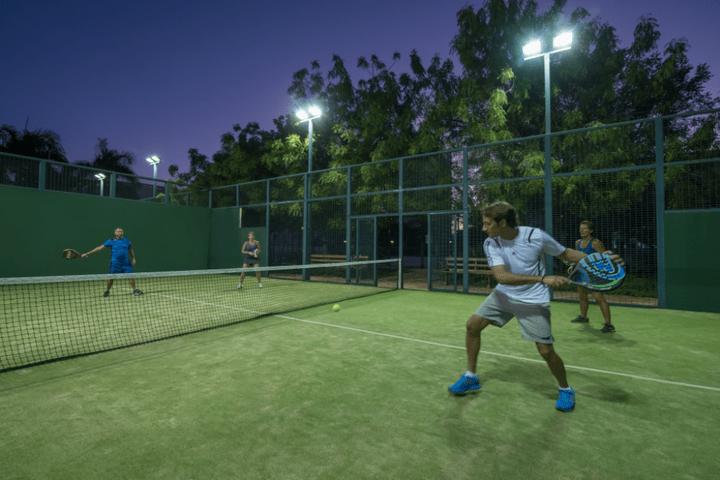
82, 245, 105, 258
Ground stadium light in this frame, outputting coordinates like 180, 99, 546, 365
146, 155, 162, 199
553, 31, 573, 49
522, 40, 541, 57
296, 105, 322, 279
94, 173, 106, 197
522, 30, 574, 133
295, 106, 321, 172
522, 29, 573, 274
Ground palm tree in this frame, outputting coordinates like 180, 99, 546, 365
74, 138, 139, 197
0, 124, 68, 187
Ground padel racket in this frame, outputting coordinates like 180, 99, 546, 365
62, 249, 81, 260
567, 252, 625, 291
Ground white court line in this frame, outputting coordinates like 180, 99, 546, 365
150, 293, 720, 392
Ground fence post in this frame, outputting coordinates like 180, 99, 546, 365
110, 173, 116, 198
398, 159, 404, 289
655, 118, 666, 308
38, 160, 46, 190
346, 167, 352, 283
462, 148, 469, 294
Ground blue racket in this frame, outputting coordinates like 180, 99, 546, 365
568, 252, 625, 291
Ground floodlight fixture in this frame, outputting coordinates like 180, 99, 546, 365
296, 106, 321, 123
553, 31, 573, 49
522, 40, 542, 57
146, 155, 162, 166
95, 173, 106, 196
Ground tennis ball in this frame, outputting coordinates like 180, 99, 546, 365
333, 304, 340, 312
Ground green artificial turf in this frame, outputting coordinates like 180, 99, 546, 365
1, 289, 718, 479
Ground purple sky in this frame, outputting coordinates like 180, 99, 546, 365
2, 0, 718, 181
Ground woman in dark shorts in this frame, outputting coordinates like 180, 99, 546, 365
237, 231, 262, 289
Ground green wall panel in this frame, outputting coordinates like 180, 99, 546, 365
208, 207, 266, 270
0, 187, 211, 277
665, 211, 720, 313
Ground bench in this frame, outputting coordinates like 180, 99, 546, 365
442, 257, 494, 287
310, 254, 369, 264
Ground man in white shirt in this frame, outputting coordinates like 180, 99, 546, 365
448, 201, 621, 412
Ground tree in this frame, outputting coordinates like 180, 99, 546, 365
0, 124, 68, 162
0, 124, 68, 188
72, 139, 139, 197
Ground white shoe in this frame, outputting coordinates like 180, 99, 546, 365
237, 284, 242, 289
258, 283, 262, 288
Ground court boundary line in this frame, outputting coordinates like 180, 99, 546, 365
278, 315, 720, 392
149, 293, 720, 393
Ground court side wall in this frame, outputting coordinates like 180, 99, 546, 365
208, 207, 266, 270
0, 187, 211, 278
665, 210, 720, 313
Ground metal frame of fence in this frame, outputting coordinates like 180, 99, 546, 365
3, 108, 719, 308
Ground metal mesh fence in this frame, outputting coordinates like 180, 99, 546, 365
3, 109, 719, 308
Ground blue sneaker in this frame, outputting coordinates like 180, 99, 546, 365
555, 387, 575, 412
448, 373, 481, 395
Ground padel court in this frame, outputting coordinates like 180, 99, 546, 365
1, 289, 718, 480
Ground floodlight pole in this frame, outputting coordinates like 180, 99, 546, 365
95, 173, 106, 197
523, 35, 572, 279
146, 155, 162, 200
297, 109, 321, 280
152, 163, 158, 197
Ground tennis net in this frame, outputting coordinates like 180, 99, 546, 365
0, 259, 400, 372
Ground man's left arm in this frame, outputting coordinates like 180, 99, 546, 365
557, 248, 586, 265
129, 248, 137, 265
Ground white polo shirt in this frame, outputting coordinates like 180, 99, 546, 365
484, 226, 566, 303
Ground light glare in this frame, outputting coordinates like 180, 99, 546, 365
553, 31, 573, 49
523, 40, 541, 57
308, 106, 321, 117
296, 109, 309, 120
94, 173, 105, 180
146, 155, 161, 165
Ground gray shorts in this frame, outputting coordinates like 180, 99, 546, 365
474, 290, 554, 344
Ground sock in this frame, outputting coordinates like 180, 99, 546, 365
464, 370, 477, 378
559, 386, 573, 392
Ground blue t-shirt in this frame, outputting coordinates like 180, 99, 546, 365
103, 238, 132, 264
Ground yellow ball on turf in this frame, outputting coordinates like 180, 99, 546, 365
333, 304, 340, 312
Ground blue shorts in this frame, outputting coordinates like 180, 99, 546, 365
109, 261, 133, 274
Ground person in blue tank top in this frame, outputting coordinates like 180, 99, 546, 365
570, 221, 614, 332
237, 231, 262, 289
82, 227, 142, 297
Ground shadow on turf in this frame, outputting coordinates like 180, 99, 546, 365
482, 363, 644, 406
568, 324, 637, 347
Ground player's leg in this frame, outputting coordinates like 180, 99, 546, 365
571, 286, 590, 322
466, 314, 493, 373
537, 342, 575, 412
449, 291, 510, 395
536, 343, 569, 388
255, 266, 262, 287
448, 315, 490, 395
238, 264, 249, 288
105, 279, 114, 296
591, 290, 611, 323
129, 278, 142, 295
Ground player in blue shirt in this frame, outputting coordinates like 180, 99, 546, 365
82, 227, 142, 297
